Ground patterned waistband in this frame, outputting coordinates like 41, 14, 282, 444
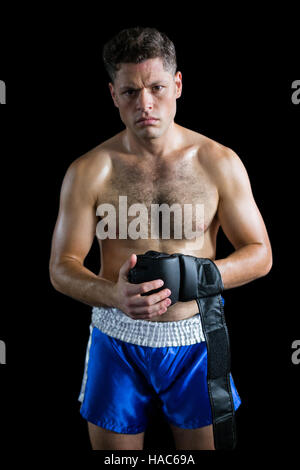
91, 306, 205, 347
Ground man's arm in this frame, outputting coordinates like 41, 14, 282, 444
49, 153, 117, 307
212, 147, 272, 289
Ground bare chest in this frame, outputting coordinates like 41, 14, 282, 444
97, 153, 219, 238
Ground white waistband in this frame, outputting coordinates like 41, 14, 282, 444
91, 306, 205, 347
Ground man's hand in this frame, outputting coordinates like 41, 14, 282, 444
112, 254, 172, 320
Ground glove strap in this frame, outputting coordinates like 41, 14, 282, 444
196, 295, 237, 450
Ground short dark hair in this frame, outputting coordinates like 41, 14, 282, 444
102, 27, 177, 83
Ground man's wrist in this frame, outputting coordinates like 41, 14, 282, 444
211, 259, 226, 288
100, 278, 119, 309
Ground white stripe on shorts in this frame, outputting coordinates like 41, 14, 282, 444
78, 324, 93, 403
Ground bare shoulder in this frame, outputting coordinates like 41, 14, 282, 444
187, 129, 247, 185
68, 141, 113, 177
63, 134, 122, 191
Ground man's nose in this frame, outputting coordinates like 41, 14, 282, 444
136, 88, 153, 111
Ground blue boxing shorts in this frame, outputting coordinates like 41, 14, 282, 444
78, 303, 241, 434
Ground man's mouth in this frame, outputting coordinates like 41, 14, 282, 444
136, 118, 159, 126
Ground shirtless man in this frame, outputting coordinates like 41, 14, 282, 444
49, 27, 272, 450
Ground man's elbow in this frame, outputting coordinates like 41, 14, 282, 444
49, 260, 67, 293
258, 245, 273, 278
49, 264, 62, 292
260, 258, 273, 277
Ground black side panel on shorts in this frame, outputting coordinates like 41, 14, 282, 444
196, 295, 237, 450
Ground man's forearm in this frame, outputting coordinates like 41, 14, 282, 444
214, 243, 272, 290
50, 259, 116, 308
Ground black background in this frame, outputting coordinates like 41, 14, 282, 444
0, 8, 299, 460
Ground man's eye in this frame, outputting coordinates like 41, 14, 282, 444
153, 86, 163, 92
124, 90, 136, 96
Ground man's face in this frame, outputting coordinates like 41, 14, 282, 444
109, 58, 182, 140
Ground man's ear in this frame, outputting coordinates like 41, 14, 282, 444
109, 83, 119, 108
174, 71, 182, 99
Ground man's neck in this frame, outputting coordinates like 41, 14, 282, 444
123, 122, 182, 159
